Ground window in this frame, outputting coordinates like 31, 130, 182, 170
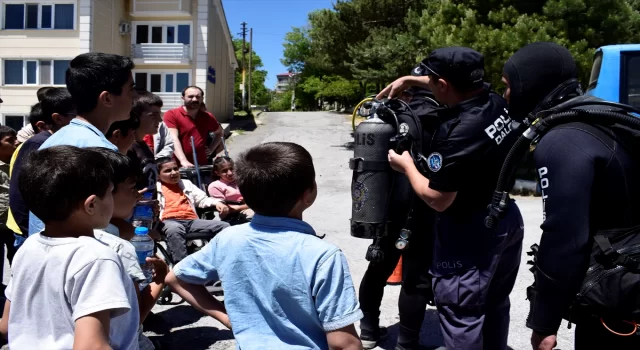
3, 115, 26, 131
587, 52, 603, 92
134, 23, 191, 45
621, 53, 640, 109
134, 72, 190, 93
3, 59, 70, 85
3, 3, 74, 30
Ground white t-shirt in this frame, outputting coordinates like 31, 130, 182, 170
94, 225, 147, 284
5, 233, 140, 350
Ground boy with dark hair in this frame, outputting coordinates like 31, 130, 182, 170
0, 126, 17, 292
29, 52, 137, 236
128, 90, 163, 195
9, 89, 75, 246
89, 147, 168, 350
0, 146, 139, 349
166, 142, 363, 350
106, 113, 141, 154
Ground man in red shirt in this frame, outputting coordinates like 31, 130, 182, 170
163, 86, 224, 168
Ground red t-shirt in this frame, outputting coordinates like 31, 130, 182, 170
163, 107, 220, 165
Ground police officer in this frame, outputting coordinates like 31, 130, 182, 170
358, 70, 440, 350
501, 42, 640, 350
377, 47, 525, 350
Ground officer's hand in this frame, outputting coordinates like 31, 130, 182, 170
377, 76, 413, 100
531, 331, 557, 350
388, 150, 414, 173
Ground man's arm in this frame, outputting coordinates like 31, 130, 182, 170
327, 325, 363, 350
527, 129, 596, 342
167, 128, 193, 168
73, 310, 112, 350
377, 76, 431, 100
388, 150, 457, 212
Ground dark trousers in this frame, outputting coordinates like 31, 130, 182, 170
575, 316, 640, 349
359, 208, 435, 348
432, 202, 524, 350
161, 219, 229, 263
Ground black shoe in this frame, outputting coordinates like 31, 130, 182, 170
361, 326, 388, 349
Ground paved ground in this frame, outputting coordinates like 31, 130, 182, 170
2, 111, 573, 349
143, 111, 576, 350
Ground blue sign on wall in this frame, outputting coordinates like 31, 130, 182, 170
207, 66, 216, 84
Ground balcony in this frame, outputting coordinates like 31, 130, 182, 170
131, 0, 192, 17
156, 92, 182, 112
131, 43, 191, 64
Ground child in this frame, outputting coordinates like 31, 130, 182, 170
0, 126, 17, 293
208, 156, 254, 222
165, 142, 363, 350
89, 148, 168, 350
9, 88, 76, 247
106, 113, 141, 154
157, 157, 230, 264
0, 145, 139, 349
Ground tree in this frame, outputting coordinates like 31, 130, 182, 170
233, 38, 269, 109
282, 0, 640, 109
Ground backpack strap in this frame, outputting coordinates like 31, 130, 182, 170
593, 234, 640, 272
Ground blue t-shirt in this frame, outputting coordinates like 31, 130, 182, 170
28, 119, 118, 236
173, 214, 363, 350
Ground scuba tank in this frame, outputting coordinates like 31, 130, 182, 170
350, 96, 440, 262
350, 109, 396, 240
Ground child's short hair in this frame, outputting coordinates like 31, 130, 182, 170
36, 86, 54, 102
28, 103, 44, 131
87, 147, 141, 192
40, 88, 75, 126
130, 90, 163, 118
235, 142, 315, 217
106, 113, 140, 139
19, 146, 113, 223
0, 125, 16, 140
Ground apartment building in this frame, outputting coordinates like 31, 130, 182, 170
0, 0, 239, 130
275, 72, 297, 93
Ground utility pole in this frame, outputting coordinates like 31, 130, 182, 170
239, 22, 248, 111
248, 28, 253, 112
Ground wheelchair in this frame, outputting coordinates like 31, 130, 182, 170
155, 166, 223, 305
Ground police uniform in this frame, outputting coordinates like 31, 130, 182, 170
358, 80, 440, 350
503, 42, 640, 349
418, 48, 524, 349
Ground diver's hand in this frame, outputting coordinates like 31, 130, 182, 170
531, 331, 557, 350
376, 76, 430, 100
388, 150, 414, 174
377, 76, 412, 100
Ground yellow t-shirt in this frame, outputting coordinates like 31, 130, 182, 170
6, 143, 24, 235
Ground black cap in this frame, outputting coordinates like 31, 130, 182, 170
413, 46, 485, 89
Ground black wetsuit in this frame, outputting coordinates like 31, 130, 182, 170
527, 122, 640, 348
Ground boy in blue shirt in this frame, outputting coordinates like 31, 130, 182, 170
166, 142, 364, 350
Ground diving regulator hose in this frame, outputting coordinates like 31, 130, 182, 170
485, 108, 640, 230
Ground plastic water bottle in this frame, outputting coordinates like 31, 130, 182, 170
131, 227, 154, 284
132, 192, 154, 230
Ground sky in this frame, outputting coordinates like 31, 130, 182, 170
221, 0, 334, 89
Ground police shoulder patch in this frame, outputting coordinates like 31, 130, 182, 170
427, 152, 443, 172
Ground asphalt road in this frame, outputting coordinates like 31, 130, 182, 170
3, 111, 574, 350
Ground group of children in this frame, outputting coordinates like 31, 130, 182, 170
0, 52, 364, 350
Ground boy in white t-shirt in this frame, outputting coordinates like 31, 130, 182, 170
0, 145, 140, 349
